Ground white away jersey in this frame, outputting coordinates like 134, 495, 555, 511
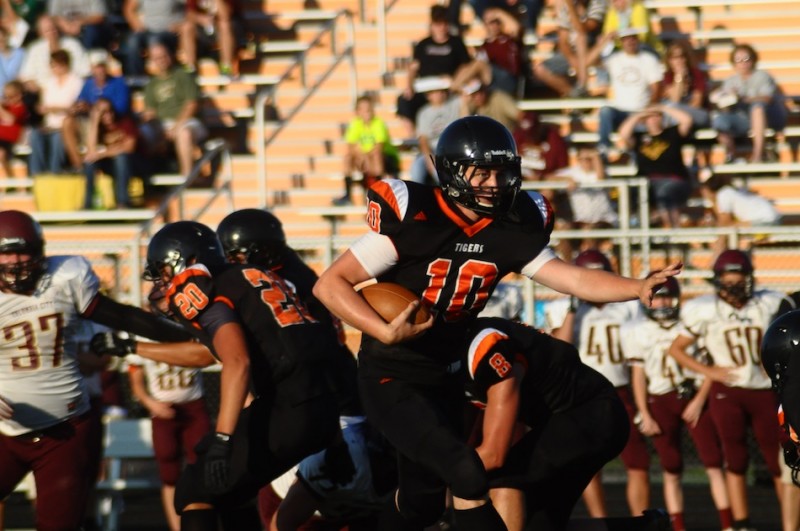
128, 354, 204, 404
547, 298, 641, 387
621, 317, 696, 395
0, 255, 100, 435
679, 290, 788, 389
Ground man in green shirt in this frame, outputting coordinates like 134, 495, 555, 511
141, 42, 207, 177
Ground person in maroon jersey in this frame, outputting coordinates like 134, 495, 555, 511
313, 115, 681, 531
0, 210, 194, 531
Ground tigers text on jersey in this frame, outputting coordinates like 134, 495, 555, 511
465, 317, 613, 426
165, 263, 337, 398
352, 179, 555, 382
679, 290, 789, 389
128, 355, 204, 404
0, 255, 99, 436
549, 298, 641, 387
621, 317, 694, 395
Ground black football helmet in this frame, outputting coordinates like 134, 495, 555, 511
144, 221, 226, 286
0, 210, 46, 294
217, 209, 287, 268
762, 309, 800, 483
434, 115, 521, 217
644, 276, 681, 323
712, 250, 754, 305
573, 249, 613, 272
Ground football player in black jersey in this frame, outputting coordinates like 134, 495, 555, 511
465, 317, 673, 531
143, 221, 340, 531
216, 208, 395, 530
313, 115, 682, 531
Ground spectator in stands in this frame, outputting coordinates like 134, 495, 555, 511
0, 26, 25, 89
551, 147, 618, 252
710, 43, 787, 163
62, 50, 130, 172
0, 79, 26, 176
187, 0, 241, 77
48, 0, 112, 50
533, 0, 607, 98
334, 94, 399, 206
396, 4, 472, 139
661, 40, 710, 129
409, 76, 462, 185
0, 0, 46, 46
453, 13, 524, 97
618, 104, 693, 229
19, 14, 89, 90
27, 49, 82, 176
512, 110, 569, 181
447, 0, 542, 37
596, 27, 662, 162
139, 42, 206, 177
601, 0, 661, 56
83, 97, 138, 210
460, 78, 519, 131
699, 172, 782, 255
122, 0, 193, 76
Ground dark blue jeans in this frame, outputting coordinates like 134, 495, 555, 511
84, 154, 133, 209
124, 31, 178, 76
28, 128, 66, 175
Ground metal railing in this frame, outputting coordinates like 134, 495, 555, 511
257, 9, 358, 207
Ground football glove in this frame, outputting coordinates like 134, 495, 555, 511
204, 432, 232, 494
90, 331, 137, 357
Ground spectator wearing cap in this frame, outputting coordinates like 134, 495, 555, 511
396, 4, 473, 139
62, 50, 131, 171
595, 27, 662, 161
48, 0, 113, 50
409, 76, 463, 185
460, 77, 520, 132
618, 104, 693, 228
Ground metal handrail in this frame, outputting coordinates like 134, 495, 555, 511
256, 8, 357, 207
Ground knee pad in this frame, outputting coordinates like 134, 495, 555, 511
424, 430, 488, 500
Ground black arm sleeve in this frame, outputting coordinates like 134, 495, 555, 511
197, 301, 239, 339
84, 293, 196, 343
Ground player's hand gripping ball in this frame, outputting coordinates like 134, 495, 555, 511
359, 282, 431, 324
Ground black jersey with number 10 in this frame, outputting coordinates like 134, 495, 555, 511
359, 179, 554, 383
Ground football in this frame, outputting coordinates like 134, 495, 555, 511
359, 282, 431, 324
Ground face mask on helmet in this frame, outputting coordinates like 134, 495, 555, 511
714, 274, 753, 305
144, 221, 225, 290
0, 210, 46, 294
644, 277, 681, 323
435, 116, 522, 217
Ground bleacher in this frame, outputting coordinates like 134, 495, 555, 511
2, 0, 799, 301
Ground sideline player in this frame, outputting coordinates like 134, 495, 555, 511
548, 249, 650, 517
668, 250, 789, 531
0, 210, 194, 531
621, 278, 732, 531
143, 221, 340, 531
313, 116, 681, 530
